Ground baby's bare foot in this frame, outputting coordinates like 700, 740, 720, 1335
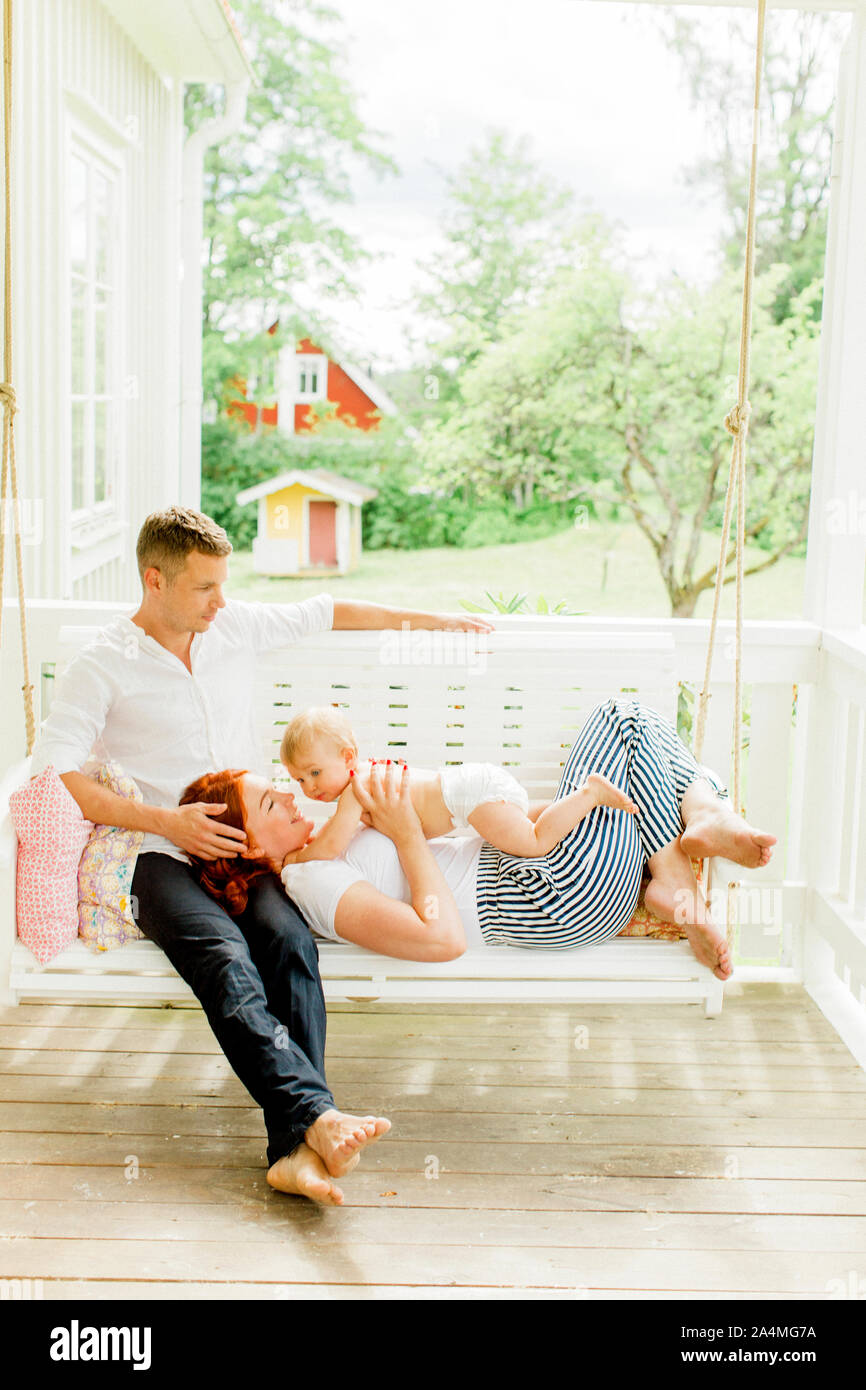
681, 806, 776, 869
586, 773, 638, 815
305, 1108, 391, 1178
266, 1142, 345, 1204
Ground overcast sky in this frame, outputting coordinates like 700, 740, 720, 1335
307, 0, 845, 372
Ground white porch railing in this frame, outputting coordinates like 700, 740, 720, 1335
798, 627, 866, 1069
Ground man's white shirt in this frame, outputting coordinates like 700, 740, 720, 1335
29, 595, 335, 862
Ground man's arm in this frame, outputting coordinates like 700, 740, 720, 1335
332, 600, 493, 633
32, 650, 245, 861
59, 772, 248, 861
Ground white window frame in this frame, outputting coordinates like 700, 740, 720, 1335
64, 110, 127, 570
296, 354, 328, 401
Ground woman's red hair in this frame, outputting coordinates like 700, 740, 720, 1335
179, 769, 272, 917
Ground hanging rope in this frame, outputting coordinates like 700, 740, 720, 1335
694, 0, 767, 792
0, 0, 36, 755
693, 0, 767, 945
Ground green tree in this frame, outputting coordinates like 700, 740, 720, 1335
656, 8, 848, 322
409, 130, 591, 415
420, 254, 820, 616
186, 0, 397, 406
418, 229, 629, 510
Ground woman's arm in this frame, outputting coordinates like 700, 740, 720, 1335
333, 879, 464, 962
335, 764, 466, 961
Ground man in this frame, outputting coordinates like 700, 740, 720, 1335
31, 507, 491, 1205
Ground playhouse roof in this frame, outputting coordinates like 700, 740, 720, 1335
235, 469, 379, 508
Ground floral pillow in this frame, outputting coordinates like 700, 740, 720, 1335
10, 765, 93, 964
77, 762, 145, 949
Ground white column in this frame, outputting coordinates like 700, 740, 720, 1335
803, 11, 866, 631
179, 82, 249, 511
275, 345, 296, 435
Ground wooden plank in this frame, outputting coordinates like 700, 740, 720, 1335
2, 1132, 863, 1179
0, 1002, 848, 1041
0, 1028, 854, 1066
3, 1199, 866, 1255
4, 1074, 866, 1118
1, 1100, 865, 1147
6, 1164, 866, 1215
5, 1049, 866, 1091
0, 1237, 855, 1293
15, 1280, 803, 1300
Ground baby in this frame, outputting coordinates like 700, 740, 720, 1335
278, 705, 638, 867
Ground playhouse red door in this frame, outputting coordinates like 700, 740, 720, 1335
308, 500, 338, 566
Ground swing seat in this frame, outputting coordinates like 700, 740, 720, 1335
0, 623, 726, 1016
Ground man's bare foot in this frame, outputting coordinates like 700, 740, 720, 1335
644, 876, 733, 982
266, 1142, 345, 1204
305, 1108, 391, 1178
585, 773, 638, 815
681, 805, 776, 869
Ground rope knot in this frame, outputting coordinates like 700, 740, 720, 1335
724, 401, 751, 437
0, 381, 17, 415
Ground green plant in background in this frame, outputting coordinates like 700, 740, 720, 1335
460, 591, 581, 615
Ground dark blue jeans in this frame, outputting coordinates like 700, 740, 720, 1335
131, 853, 335, 1167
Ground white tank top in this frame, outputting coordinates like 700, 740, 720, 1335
280, 827, 485, 947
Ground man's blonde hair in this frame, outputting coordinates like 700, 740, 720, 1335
280, 706, 358, 767
136, 507, 232, 585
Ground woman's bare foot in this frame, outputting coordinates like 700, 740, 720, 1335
683, 917, 733, 981
681, 804, 776, 869
644, 875, 733, 983
266, 1142, 345, 1204
584, 773, 638, 815
305, 1108, 391, 1178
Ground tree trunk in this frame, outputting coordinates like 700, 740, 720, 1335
671, 588, 700, 619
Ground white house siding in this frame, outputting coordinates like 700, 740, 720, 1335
12, 0, 183, 604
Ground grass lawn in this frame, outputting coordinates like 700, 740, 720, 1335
225, 519, 807, 621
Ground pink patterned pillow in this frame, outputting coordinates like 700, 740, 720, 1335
10, 765, 93, 964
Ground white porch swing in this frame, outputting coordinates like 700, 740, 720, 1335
0, 0, 856, 1034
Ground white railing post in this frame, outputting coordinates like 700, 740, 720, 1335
803, 10, 866, 630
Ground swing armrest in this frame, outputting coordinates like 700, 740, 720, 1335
0, 759, 29, 870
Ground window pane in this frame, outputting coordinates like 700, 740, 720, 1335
93, 402, 107, 503
71, 403, 86, 510
70, 156, 87, 276
94, 292, 107, 394
71, 278, 87, 394
93, 170, 111, 284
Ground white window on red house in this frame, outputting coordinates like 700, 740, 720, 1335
69, 138, 121, 518
296, 354, 327, 401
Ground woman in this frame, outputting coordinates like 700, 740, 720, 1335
180, 698, 776, 987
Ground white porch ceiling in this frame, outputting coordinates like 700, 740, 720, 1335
100, 0, 254, 82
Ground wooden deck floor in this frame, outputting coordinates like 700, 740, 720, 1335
1, 982, 865, 1301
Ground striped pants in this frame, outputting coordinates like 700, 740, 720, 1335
475, 698, 729, 950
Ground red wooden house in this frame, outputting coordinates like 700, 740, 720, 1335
229, 334, 398, 434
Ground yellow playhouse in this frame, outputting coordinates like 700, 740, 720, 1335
235, 468, 378, 577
